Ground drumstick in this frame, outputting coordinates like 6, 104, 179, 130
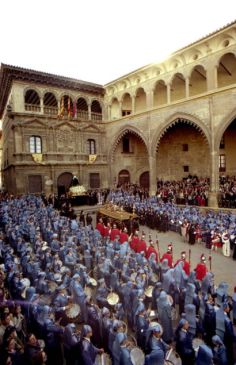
165, 347, 173, 361
101, 353, 104, 365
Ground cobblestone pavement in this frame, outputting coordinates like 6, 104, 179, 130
140, 225, 236, 295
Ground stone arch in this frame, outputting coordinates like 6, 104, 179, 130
109, 125, 149, 162
57, 172, 73, 195
24, 86, 42, 98
24, 89, 41, 112
151, 112, 211, 154
153, 79, 167, 107
215, 108, 236, 149
91, 99, 103, 121
139, 171, 150, 189
152, 114, 211, 180
189, 64, 207, 96
170, 72, 186, 101
134, 87, 146, 113
216, 52, 236, 88
118, 169, 130, 185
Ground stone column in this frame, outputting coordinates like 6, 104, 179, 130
146, 90, 154, 110
149, 154, 157, 196
119, 101, 122, 118
208, 149, 219, 207
167, 83, 171, 104
40, 98, 43, 114
88, 102, 91, 120
185, 77, 189, 98
131, 96, 135, 114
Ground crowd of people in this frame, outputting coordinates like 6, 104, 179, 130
0, 194, 235, 365
108, 189, 236, 260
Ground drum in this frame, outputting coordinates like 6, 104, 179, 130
144, 285, 153, 298
192, 338, 205, 352
149, 272, 159, 284
127, 334, 137, 347
48, 280, 58, 293
65, 303, 81, 322
130, 347, 145, 365
38, 294, 51, 306
165, 348, 182, 365
95, 352, 112, 365
89, 277, 97, 287
107, 292, 119, 306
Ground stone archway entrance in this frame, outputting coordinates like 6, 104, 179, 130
140, 171, 150, 189
155, 119, 210, 180
118, 170, 130, 186
57, 172, 73, 196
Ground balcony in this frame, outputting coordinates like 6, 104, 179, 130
91, 112, 102, 121
43, 106, 58, 116
25, 104, 41, 112
77, 110, 89, 120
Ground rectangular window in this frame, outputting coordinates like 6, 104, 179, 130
122, 110, 131, 116
183, 165, 189, 172
87, 139, 96, 155
29, 136, 42, 153
89, 173, 100, 189
123, 137, 130, 153
182, 144, 188, 151
219, 154, 226, 172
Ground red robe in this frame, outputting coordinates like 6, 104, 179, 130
130, 236, 139, 251
195, 262, 207, 281
110, 228, 120, 241
103, 226, 111, 238
135, 239, 147, 254
174, 258, 190, 276
96, 222, 104, 237
119, 232, 129, 244
160, 252, 173, 268
146, 246, 158, 262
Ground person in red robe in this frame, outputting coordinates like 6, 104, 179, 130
160, 243, 173, 267
103, 222, 111, 238
110, 223, 120, 241
130, 230, 140, 251
135, 234, 147, 254
96, 218, 105, 237
195, 254, 208, 281
146, 241, 159, 262
119, 227, 129, 244
174, 251, 190, 275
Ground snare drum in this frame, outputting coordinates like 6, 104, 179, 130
192, 338, 205, 352
165, 348, 182, 365
95, 353, 112, 365
65, 303, 81, 322
130, 347, 145, 365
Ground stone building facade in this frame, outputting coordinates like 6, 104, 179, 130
1, 21, 236, 206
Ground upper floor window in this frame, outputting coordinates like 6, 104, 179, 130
29, 136, 42, 153
91, 100, 102, 121
219, 154, 226, 172
87, 139, 96, 155
25, 89, 41, 112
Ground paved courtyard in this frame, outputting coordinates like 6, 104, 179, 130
75, 206, 236, 295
